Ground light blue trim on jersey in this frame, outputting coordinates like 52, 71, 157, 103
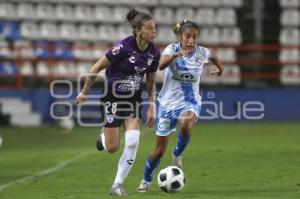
180, 82, 197, 104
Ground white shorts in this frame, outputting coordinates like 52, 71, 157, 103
156, 102, 201, 136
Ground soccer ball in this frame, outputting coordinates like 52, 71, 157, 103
157, 166, 185, 192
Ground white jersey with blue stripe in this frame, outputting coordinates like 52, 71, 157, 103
158, 43, 210, 110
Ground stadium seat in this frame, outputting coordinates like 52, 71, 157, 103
183, 0, 203, 6
40, 22, 59, 40
0, 40, 11, 58
200, 27, 221, 45
0, 62, 17, 76
280, 28, 300, 45
34, 41, 51, 59
175, 8, 195, 23
16, 3, 36, 19
14, 40, 35, 59
221, 27, 242, 45
201, 0, 222, 7
78, 24, 97, 41
0, 2, 17, 19
97, 25, 116, 42
94, 5, 112, 22
153, 8, 174, 25
36, 3, 55, 20
135, 0, 159, 6
92, 44, 106, 59
20, 62, 34, 76
77, 62, 91, 74
53, 61, 69, 76
116, 25, 132, 41
194, 8, 216, 25
216, 48, 237, 62
73, 42, 90, 59
0, 21, 20, 40
20, 22, 39, 39
220, 0, 244, 7
216, 8, 237, 25
54, 42, 74, 60
112, 6, 130, 22
74, 4, 94, 22
220, 65, 241, 85
36, 61, 50, 76
280, 9, 300, 26
279, 48, 300, 63
280, 0, 300, 7
54, 4, 74, 21
160, 0, 181, 6
156, 26, 177, 44
280, 65, 300, 85
59, 23, 78, 41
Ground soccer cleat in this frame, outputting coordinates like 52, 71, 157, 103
110, 183, 128, 196
172, 155, 183, 169
95, 133, 104, 151
137, 179, 151, 192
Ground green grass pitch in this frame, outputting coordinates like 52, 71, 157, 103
0, 123, 300, 199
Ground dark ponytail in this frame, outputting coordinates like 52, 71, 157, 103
126, 9, 153, 35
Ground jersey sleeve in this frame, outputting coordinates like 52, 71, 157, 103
105, 41, 128, 66
199, 46, 211, 63
162, 43, 176, 56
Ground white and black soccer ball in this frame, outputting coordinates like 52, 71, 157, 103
157, 166, 185, 193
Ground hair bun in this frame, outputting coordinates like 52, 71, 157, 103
173, 22, 181, 34
126, 9, 139, 22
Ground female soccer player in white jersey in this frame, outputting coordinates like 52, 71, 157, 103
137, 20, 223, 192
75, 9, 160, 196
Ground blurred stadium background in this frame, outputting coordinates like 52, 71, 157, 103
0, 0, 300, 126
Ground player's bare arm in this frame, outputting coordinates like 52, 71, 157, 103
145, 71, 156, 128
159, 49, 192, 70
75, 56, 111, 105
208, 50, 224, 76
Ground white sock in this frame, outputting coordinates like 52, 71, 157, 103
100, 128, 107, 151
113, 130, 140, 185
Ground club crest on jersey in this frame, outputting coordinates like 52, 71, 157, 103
107, 114, 114, 123
134, 66, 147, 73
147, 58, 154, 66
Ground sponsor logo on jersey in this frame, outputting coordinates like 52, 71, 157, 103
129, 55, 136, 63
134, 66, 147, 74
112, 44, 123, 55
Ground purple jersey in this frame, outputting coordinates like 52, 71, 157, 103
105, 35, 161, 93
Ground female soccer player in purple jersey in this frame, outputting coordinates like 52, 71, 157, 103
75, 9, 160, 196
137, 20, 223, 192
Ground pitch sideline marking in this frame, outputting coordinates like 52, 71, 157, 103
0, 128, 152, 192
0, 150, 96, 192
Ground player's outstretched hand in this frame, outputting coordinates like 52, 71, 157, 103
75, 92, 87, 105
146, 103, 156, 128
209, 66, 222, 76
175, 49, 192, 57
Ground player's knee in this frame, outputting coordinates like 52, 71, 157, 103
125, 130, 140, 148
180, 121, 193, 134
106, 144, 119, 153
